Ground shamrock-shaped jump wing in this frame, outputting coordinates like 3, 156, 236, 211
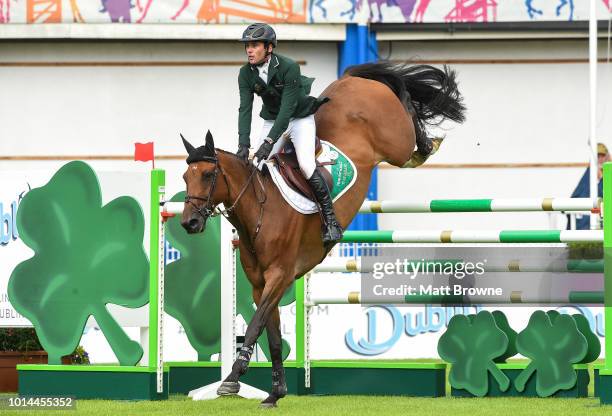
8, 161, 149, 365
571, 313, 600, 364
515, 310, 588, 396
164, 192, 222, 360
438, 311, 510, 397
492, 311, 518, 363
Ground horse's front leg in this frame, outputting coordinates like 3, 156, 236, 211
217, 266, 292, 396
261, 307, 287, 407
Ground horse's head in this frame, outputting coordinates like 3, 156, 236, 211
180, 130, 227, 234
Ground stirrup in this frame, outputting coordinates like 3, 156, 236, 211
402, 137, 444, 168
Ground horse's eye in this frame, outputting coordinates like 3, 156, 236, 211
202, 171, 214, 180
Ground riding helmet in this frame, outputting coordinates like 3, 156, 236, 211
240, 23, 277, 48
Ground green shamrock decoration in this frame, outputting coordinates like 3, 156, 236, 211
544, 310, 598, 364
491, 311, 517, 363
164, 192, 294, 361
163, 194, 222, 361
8, 161, 149, 365
571, 314, 600, 364
438, 311, 510, 397
514, 310, 588, 397
545, 310, 563, 327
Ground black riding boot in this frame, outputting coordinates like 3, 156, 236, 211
307, 169, 344, 246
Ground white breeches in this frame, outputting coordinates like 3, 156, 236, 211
255, 115, 317, 179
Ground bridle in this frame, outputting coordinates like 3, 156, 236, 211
184, 155, 267, 244
184, 157, 222, 220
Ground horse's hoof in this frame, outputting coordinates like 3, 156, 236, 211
403, 136, 445, 168
402, 151, 426, 168
260, 395, 278, 408
216, 381, 240, 396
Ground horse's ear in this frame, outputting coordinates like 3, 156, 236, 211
181, 133, 195, 155
204, 130, 215, 154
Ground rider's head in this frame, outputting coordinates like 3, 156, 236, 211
240, 23, 276, 66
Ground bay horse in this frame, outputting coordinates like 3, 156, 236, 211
180, 62, 466, 407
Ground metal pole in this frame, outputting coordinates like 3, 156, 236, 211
149, 169, 165, 394
589, 0, 600, 229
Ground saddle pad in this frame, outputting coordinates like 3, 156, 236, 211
265, 140, 357, 214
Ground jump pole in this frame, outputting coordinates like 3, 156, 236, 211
306, 290, 605, 306
340, 230, 603, 244
359, 198, 600, 213
169, 199, 600, 217
314, 258, 604, 273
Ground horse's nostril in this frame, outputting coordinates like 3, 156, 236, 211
188, 218, 200, 230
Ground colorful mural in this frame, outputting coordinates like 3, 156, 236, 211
0, 0, 609, 24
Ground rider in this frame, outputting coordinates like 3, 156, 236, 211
235, 23, 343, 246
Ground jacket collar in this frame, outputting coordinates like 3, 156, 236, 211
266, 54, 280, 84
251, 54, 279, 85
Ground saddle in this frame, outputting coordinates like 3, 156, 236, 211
269, 137, 334, 200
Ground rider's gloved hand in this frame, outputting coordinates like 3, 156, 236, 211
236, 144, 250, 162
253, 138, 274, 163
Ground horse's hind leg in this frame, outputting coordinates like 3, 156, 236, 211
261, 307, 287, 407
218, 266, 292, 398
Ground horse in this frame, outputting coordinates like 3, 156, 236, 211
179, 62, 466, 407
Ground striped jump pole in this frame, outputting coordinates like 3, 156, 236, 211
341, 230, 603, 244
167, 200, 600, 215
307, 290, 604, 306
313, 258, 604, 273
359, 198, 600, 213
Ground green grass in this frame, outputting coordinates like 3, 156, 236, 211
0, 394, 610, 416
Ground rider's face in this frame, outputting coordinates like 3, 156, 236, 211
245, 41, 269, 65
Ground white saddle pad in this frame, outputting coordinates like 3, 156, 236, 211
264, 140, 357, 215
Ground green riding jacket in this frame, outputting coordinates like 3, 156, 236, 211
238, 53, 319, 147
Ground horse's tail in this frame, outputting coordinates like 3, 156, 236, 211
344, 61, 466, 133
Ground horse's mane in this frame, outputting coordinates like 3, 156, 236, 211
216, 148, 253, 165
216, 148, 240, 159
215, 148, 258, 171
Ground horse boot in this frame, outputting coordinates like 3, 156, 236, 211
307, 169, 343, 246
216, 345, 253, 395
260, 366, 287, 408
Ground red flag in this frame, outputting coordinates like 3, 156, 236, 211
134, 142, 155, 169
